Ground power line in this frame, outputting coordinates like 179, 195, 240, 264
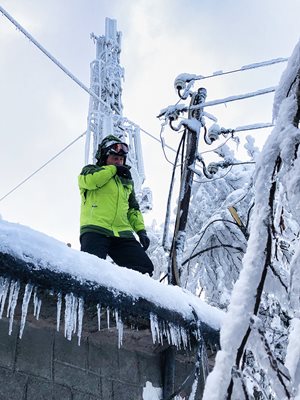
139, 127, 177, 153
0, 5, 111, 112
185, 57, 288, 82
0, 132, 86, 203
234, 122, 274, 132
198, 86, 276, 109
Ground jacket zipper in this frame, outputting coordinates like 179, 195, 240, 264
111, 177, 120, 235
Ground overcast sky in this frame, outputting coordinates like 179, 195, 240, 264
0, 0, 299, 248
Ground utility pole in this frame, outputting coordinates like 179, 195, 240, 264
169, 88, 207, 285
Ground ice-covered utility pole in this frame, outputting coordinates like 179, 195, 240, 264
165, 85, 207, 285
160, 69, 276, 285
85, 18, 146, 192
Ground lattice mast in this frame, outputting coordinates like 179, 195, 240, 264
84, 18, 145, 191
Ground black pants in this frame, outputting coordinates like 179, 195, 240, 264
80, 232, 154, 276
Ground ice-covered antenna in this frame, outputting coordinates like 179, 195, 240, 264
85, 18, 123, 164
85, 18, 146, 192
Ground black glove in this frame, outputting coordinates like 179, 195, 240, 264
116, 165, 132, 179
137, 230, 150, 250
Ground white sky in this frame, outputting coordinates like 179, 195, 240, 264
0, 0, 299, 249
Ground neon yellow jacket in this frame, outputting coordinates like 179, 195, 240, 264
78, 164, 145, 237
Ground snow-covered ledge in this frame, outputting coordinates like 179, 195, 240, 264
0, 219, 224, 349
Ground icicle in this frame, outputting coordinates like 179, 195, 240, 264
117, 319, 124, 348
36, 298, 42, 320
180, 327, 189, 349
33, 287, 42, 320
150, 314, 190, 349
150, 313, 161, 344
165, 323, 171, 345
64, 293, 73, 340
115, 309, 123, 348
7, 280, 20, 335
19, 283, 33, 339
150, 313, 156, 343
7, 280, 16, 318
0, 276, 10, 318
165, 322, 171, 345
77, 297, 84, 346
97, 303, 101, 331
187, 332, 191, 351
107, 306, 110, 329
64, 293, 81, 342
168, 323, 182, 349
159, 321, 164, 344
72, 293, 78, 334
56, 292, 62, 332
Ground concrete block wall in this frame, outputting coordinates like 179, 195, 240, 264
0, 319, 164, 400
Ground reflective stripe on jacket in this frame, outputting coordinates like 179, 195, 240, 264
78, 164, 145, 237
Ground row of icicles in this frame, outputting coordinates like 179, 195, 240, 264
0, 276, 194, 349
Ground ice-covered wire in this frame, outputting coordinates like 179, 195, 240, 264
181, 57, 288, 83
0, 123, 173, 201
0, 6, 111, 111
198, 136, 233, 156
230, 161, 255, 166
139, 126, 177, 153
161, 126, 185, 165
159, 125, 184, 165
0, 132, 86, 203
189, 86, 276, 110
162, 131, 186, 250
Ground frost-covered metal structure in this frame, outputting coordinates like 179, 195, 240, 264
84, 18, 145, 192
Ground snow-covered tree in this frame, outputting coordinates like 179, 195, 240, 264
202, 38, 300, 400
181, 143, 254, 308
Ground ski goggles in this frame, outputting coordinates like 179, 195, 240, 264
106, 142, 129, 156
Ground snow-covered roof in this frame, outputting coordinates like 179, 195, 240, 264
0, 219, 224, 348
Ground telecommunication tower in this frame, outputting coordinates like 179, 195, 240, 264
84, 18, 146, 193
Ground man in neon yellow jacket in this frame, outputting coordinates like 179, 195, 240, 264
79, 135, 154, 275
